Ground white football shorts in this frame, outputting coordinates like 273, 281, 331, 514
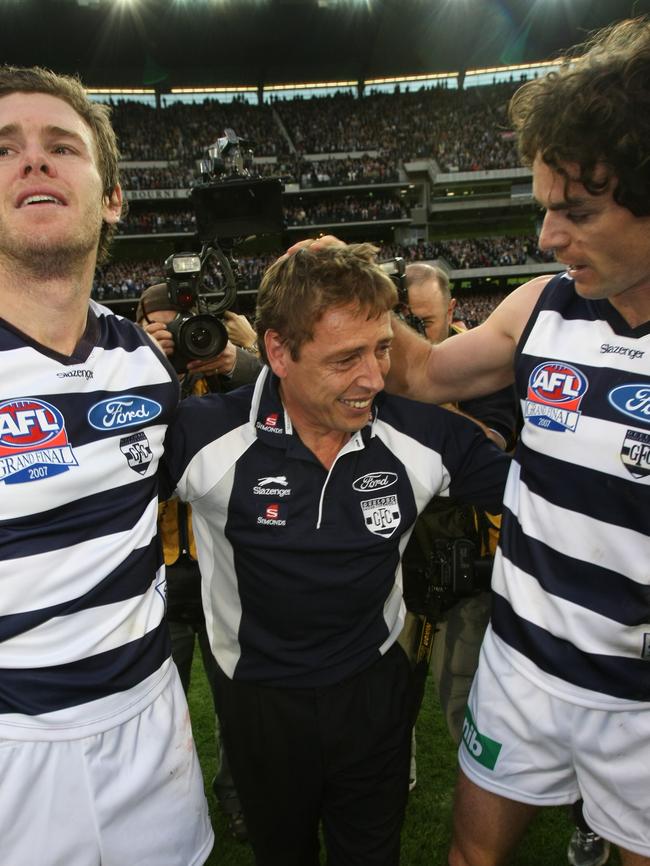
458, 627, 650, 858
0, 669, 214, 866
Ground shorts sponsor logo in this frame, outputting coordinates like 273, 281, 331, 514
524, 362, 588, 432
361, 494, 400, 538
88, 395, 162, 431
620, 429, 650, 479
352, 471, 398, 492
608, 385, 650, 426
600, 343, 644, 360
257, 501, 287, 526
253, 475, 291, 496
120, 431, 154, 475
462, 707, 502, 770
0, 398, 78, 484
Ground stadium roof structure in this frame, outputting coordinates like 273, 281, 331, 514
1, 0, 648, 91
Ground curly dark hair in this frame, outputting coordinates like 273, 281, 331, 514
255, 243, 397, 365
509, 16, 650, 216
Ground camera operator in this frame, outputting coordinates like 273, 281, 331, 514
400, 264, 517, 787
136, 282, 260, 843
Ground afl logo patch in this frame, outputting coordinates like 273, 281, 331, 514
88, 395, 162, 431
524, 362, 588, 432
353, 471, 398, 492
608, 385, 650, 426
0, 398, 78, 484
0, 398, 64, 448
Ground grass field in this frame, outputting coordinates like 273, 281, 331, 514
187, 655, 621, 866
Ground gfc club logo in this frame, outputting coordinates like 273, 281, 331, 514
0, 398, 78, 484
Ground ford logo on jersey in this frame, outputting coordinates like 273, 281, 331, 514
353, 471, 398, 492
87, 395, 162, 431
0, 398, 78, 484
524, 362, 589, 432
608, 385, 650, 425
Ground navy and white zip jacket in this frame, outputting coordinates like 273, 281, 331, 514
164, 367, 509, 688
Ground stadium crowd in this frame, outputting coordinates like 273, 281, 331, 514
111, 82, 522, 179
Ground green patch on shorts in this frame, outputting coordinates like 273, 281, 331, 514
461, 707, 502, 770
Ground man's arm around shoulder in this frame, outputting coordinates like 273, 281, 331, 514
385, 275, 552, 405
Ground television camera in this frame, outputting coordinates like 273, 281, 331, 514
163, 128, 283, 372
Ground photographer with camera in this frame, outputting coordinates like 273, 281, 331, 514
136, 282, 259, 843
162, 242, 510, 866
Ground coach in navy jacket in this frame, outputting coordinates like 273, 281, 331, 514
163, 243, 509, 866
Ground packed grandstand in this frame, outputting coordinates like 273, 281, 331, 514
96, 80, 560, 324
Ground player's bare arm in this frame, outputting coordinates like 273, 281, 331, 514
385, 274, 553, 404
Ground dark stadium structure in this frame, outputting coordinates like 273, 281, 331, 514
4, 0, 646, 320
1, 0, 647, 89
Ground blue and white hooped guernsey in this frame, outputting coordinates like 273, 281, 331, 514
0, 301, 179, 740
163, 367, 509, 689
487, 272, 650, 710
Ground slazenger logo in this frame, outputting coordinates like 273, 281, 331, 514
87, 395, 162, 431
524, 362, 588, 432
253, 475, 291, 496
620, 429, 650, 479
360, 494, 401, 538
600, 343, 644, 360
608, 385, 650, 426
57, 369, 94, 380
462, 707, 502, 771
0, 398, 78, 484
353, 471, 398, 492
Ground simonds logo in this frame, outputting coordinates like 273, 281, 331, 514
353, 471, 398, 492
87, 395, 162, 431
608, 385, 650, 425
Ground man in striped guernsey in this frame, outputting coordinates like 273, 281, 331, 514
0, 68, 213, 865
379, 16, 650, 866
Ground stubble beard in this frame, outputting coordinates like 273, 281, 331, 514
0, 208, 104, 281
